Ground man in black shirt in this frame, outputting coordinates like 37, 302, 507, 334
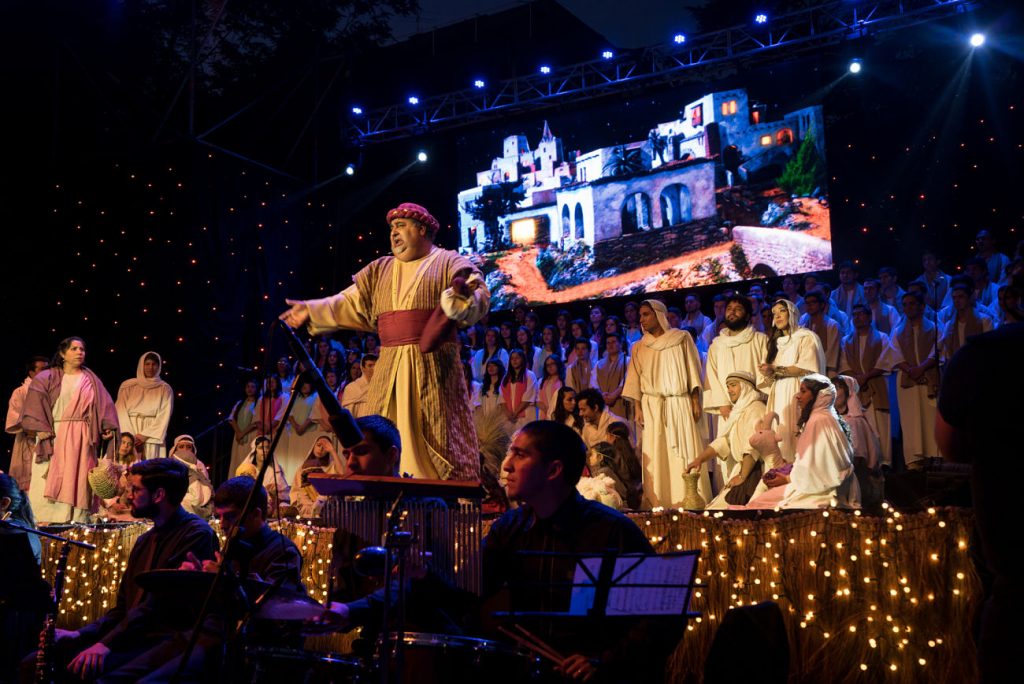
22, 458, 217, 683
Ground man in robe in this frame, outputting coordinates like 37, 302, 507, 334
800, 291, 842, 376
4, 355, 48, 491
115, 351, 174, 459
964, 256, 1001, 318
340, 353, 377, 418
830, 261, 866, 316
912, 250, 949, 311
975, 229, 1011, 284
940, 284, 994, 363
576, 388, 627, 448
699, 294, 728, 349
591, 332, 627, 418
280, 203, 488, 480
838, 305, 897, 467
704, 295, 768, 435
887, 291, 940, 470
878, 267, 906, 312
565, 338, 595, 393
862, 279, 900, 335
623, 300, 708, 507
682, 294, 711, 334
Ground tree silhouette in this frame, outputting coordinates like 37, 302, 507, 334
463, 181, 526, 251
777, 125, 824, 196
602, 145, 645, 178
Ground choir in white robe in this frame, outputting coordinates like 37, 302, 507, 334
114, 352, 173, 459
887, 318, 940, 466
623, 301, 708, 508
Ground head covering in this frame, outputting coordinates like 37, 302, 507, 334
772, 300, 802, 336
726, 370, 758, 387
800, 373, 838, 414
834, 375, 869, 419
170, 434, 198, 464
386, 202, 439, 234
640, 299, 671, 335
118, 351, 169, 413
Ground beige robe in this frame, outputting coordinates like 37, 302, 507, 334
5, 377, 33, 491
303, 247, 487, 480
888, 320, 940, 465
623, 330, 708, 508
591, 353, 628, 417
839, 329, 896, 466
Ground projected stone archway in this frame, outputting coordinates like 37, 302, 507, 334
659, 183, 692, 227
621, 192, 652, 234
561, 205, 571, 239
574, 203, 585, 239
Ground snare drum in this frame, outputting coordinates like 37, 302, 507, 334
378, 632, 539, 683
247, 646, 366, 683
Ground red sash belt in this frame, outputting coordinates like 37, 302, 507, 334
377, 309, 456, 349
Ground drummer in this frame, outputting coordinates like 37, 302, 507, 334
104, 476, 308, 681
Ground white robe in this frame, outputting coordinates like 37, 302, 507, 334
780, 393, 860, 509
115, 352, 173, 459
765, 328, 826, 463
341, 375, 370, 418
705, 397, 767, 510
623, 329, 708, 508
275, 391, 326, 484
886, 322, 940, 465
581, 408, 628, 448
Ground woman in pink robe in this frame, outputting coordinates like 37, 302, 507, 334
17, 337, 118, 523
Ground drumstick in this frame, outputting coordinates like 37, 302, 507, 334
514, 623, 565, 662
497, 626, 563, 665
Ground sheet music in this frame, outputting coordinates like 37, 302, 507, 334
568, 553, 697, 616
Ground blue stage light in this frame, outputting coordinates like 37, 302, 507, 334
849, 59, 862, 74
673, 34, 686, 45
602, 50, 614, 60
417, 151, 428, 163
473, 79, 486, 88
969, 33, 986, 47
408, 96, 419, 105
351, 106, 363, 115
539, 65, 551, 74
755, 13, 768, 25
345, 164, 355, 176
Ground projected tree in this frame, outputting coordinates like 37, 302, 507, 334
464, 182, 526, 251
602, 145, 645, 178
777, 126, 825, 196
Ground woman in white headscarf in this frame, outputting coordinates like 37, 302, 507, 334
685, 370, 767, 508
169, 434, 213, 517
622, 299, 708, 508
747, 374, 860, 509
236, 435, 291, 514
758, 300, 825, 463
291, 435, 346, 518
115, 352, 173, 459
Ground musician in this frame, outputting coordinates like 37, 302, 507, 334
320, 421, 680, 682
101, 477, 306, 682
20, 458, 217, 683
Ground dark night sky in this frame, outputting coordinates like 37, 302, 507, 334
1, 0, 1020, 470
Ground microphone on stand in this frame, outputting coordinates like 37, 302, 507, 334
279, 322, 364, 448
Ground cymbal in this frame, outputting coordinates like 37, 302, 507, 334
254, 593, 326, 621
135, 569, 272, 596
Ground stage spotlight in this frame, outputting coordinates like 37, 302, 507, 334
408, 96, 419, 105
755, 13, 768, 25
345, 164, 355, 176
969, 32, 986, 47
848, 59, 862, 74
539, 65, 551, 74
417, 151, 428, 163
602, 50, 614, 60
673, 33, 687, 45
351, 106, 363, 115
473, 79, 486, 89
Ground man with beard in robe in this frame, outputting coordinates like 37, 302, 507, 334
4, 355, 48, 492
280, 203, 488, 481
623, 300, 708, 507
703, 295, 767, 485
115, 352, 173, 459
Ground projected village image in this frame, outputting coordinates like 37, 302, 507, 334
457, 88, 832, 308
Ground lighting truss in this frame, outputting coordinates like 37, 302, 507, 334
348, 0, 979, 144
